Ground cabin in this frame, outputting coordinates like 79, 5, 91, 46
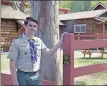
91, 2, 107, 10
59, 2, 107, 37
1, 1, 29, 51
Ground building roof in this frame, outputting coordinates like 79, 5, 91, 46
99, 17, 107, 22
1, 5, 30, 19
59, 8, 70, 14
91, 2, 107, 10
59, 9, 107, 21
17, 20, 65, 26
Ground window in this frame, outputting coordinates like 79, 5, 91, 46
74, 24, 86, 33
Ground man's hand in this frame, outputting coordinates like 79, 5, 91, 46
61, 32, 68, 42
45, 32, 68, 56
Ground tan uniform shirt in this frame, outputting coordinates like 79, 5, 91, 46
7, 33, 48, 72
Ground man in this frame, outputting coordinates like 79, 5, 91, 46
7, 17, 65, 85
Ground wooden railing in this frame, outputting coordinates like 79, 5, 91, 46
74, 33, 107, 40
74, 33, 107, 58
63, 33, 107, 85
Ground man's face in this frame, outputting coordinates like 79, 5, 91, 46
24, 20, 38, 35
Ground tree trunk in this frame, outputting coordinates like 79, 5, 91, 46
30, 1, 42, 37
30, 1, 38, 18
38, 1, 63, 85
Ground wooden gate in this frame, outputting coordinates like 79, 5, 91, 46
63, 33, 107, 85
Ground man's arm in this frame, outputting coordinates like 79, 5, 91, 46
46, 40, 63, 57
10, 59, 19, 85
43, 32, 67, 57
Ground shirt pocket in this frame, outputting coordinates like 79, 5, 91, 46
19, 45, 29, 56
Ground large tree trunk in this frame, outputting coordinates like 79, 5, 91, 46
30, 1, 38, 18
30, 1, 42, 37
38, 1, 63, 85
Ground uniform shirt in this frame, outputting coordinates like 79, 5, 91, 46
7, 33, 49, 72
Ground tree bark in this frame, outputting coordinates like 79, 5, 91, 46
38, 1, 63, 85
30, 1, 38, 18
30, 1, 42, 37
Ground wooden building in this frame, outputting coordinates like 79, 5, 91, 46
59, 8, 70, 14
59, 2, 107, 37
1, 2, 29, 51
91, 2, 107, 10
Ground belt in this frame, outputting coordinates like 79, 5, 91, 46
17, 69, 38, 74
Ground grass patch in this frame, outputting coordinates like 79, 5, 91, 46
74, 71, 107, 85
1, 53, 10, 73
74, 53, 107, 85
75, 57, 107, 67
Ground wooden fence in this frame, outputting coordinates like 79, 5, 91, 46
74, 33, 107, 40
74, 33, 107, 58
63, 33, 107, 85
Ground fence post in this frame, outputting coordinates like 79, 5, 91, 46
63, 33, 74, 85
70, 33, 75, 85
96, 33, 99, 40
96, 33, 99, 51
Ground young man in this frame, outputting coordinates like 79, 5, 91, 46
7, 17, 65, 85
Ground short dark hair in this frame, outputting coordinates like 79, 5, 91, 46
24, 17, 38, 25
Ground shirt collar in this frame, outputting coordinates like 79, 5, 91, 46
22, 33, 35, 42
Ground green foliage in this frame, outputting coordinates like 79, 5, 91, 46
59, 1, 71, 10
70, 1, 91, 12
59, 1, 107, 13
24, 1, 31, 8
59, 1, 91, 12
91, 1, 107, 9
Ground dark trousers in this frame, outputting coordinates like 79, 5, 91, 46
17, 69, 42, 86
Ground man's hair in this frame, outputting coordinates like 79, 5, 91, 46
24, 17, 38, 25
